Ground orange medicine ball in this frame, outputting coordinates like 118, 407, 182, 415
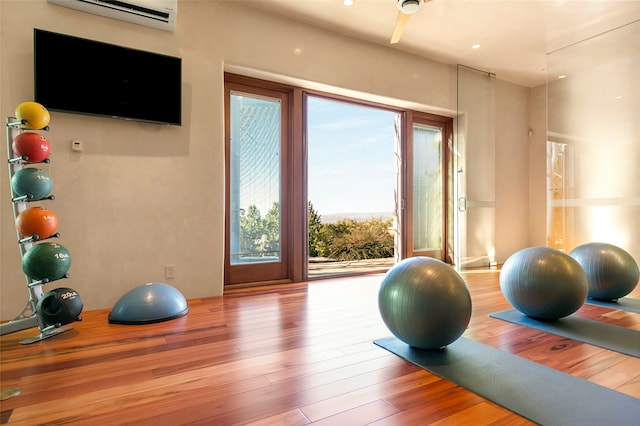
16, 207, 58, 239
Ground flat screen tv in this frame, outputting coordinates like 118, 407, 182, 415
34, 29, 182, 126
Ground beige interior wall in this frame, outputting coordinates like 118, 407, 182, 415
528, 84, 548, 247
1, 0, 532, 318
495, 79, 530, 262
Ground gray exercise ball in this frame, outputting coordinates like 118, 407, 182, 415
500, 247, 588, 320
378, 257, 472, 350
569, 242, 639, 301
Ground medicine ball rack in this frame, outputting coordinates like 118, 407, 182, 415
1, 116, 76, 345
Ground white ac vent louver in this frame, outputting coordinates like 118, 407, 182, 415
48, 0, 177, 32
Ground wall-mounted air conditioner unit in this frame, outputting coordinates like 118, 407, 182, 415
48, 0, 177, 32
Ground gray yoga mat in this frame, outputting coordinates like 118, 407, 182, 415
489, 309, 640, 358
584, 296, 640, 314
374, 336, 640, 426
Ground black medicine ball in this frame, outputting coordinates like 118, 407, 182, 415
37, 287, 83, 326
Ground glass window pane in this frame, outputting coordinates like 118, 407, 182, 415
229, 92, 281, 264
455, 65, 496, 268
413, 125, 442, 251
547, 21, 639, 260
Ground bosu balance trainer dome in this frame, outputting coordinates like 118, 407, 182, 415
108, 282, 189, 324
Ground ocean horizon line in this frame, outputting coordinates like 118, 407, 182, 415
320, 211, 394, 224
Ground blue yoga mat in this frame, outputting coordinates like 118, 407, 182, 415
374, 336, 640, 426
584, 296, 640, 314
489, 309, 640, 357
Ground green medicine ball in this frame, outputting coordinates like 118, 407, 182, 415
22, 242, 71, 281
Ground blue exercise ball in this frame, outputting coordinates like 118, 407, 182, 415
108, 283, 189, 324
500, 247, 588, 320
378, 257, 472, 350
569, 242, 639, 301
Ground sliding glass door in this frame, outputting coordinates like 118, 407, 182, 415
454, 65, 496, 268
224, 74, 454, 286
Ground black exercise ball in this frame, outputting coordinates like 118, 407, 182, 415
36, 287, 83, 327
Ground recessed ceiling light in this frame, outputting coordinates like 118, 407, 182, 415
557, 75, 567, 79
472, 44, 481, 49
344, 0, 353, 6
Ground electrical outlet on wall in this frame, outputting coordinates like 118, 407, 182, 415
165, 264, 175, 279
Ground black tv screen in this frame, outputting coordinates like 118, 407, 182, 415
34, 29, 181, 126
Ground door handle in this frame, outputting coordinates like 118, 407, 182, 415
458, 197, 467, 212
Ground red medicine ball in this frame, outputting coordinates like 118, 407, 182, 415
12, 132, 51, 162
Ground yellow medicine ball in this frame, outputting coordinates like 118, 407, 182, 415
15, 102, 50, 130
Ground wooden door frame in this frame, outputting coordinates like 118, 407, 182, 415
402, 111, 453, 262
224, 73, 455, 288
224, 74, 301, 287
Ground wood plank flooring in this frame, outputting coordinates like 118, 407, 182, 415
1, 270, 639, 425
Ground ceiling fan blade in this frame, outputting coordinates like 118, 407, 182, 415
390, 12, 410, 44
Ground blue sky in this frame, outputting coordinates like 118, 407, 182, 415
307, 96, 398, 215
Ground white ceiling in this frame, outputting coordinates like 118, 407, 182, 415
236, 0, 640, 87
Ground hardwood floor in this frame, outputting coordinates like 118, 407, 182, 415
1, 270, 639, 425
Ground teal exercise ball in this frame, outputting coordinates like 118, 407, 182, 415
378, 257, 472, 350
10, 168, 52, 199
570, 242, 639, 301
500, 247, 588, 320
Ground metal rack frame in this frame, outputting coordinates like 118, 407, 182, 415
1, 117, 74, 344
